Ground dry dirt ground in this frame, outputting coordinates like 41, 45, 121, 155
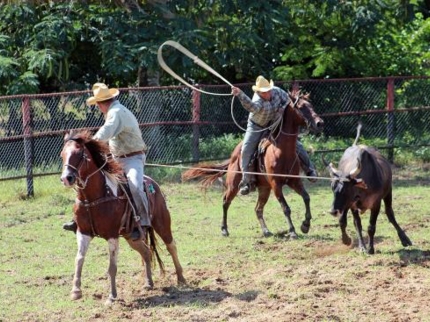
51, 239, 430, 322
11, 169, 430, 322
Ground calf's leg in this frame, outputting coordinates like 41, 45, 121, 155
352, 209, 367, 252
384, 192, 412, 247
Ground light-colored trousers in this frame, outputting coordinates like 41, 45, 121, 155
117, 153, 151, 227
240, 119, 314, 184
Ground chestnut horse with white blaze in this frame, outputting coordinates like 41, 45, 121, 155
182, 90, 324, 238
60, 130, 185, 305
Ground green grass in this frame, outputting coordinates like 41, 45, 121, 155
1, 168, 430, 321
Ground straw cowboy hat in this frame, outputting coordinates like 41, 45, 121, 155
252, 75, 274, 92
86, 83, 120, 105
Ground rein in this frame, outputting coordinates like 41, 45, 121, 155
273, 95, 303, 139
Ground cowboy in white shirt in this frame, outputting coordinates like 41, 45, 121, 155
63, 83, 150, 240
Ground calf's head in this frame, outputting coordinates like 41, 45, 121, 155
323, 157, 368, 216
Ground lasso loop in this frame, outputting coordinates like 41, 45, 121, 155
158, 40, 274, 134
157, 40, 233, 96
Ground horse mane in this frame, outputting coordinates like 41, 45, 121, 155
65, 130, 124, 181
288, 88, 310, 103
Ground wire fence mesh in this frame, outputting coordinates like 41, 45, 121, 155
1, 76, 430, 196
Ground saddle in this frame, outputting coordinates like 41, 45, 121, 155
118, 177, 156, 238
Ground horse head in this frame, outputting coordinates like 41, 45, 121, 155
287, 90, 324, 134
60, 130, 121, 188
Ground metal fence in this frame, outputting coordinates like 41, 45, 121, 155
1, 76, 430, 196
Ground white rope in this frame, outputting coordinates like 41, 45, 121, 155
158, 40, 233, 96
146, 162, 333, 181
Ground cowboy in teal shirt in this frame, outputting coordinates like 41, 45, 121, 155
232, 76, 318, 195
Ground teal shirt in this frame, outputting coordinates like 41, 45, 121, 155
93, 100, 147, 156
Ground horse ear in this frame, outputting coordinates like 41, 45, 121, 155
64, 130, 79, 142
64, 131, 72, 142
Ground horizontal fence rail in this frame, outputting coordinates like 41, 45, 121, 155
0, 76, 429, 196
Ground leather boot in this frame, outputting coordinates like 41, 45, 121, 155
131, 225, 150, 241
239, 179, 250, 195
63, 220, 77, 233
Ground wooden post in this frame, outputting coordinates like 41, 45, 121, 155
386, 78, 395, 163
192, 88, 201, 162
22, 96, 34, 197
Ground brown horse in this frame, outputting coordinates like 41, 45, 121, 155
182, 90, 324, 238
60, 130, 186, 305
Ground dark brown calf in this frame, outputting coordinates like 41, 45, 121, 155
324, 124, 412, 254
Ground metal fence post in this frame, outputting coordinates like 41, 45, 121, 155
192, 88, 201, 162
22, 96, 34, 197
386, 78, 395, 163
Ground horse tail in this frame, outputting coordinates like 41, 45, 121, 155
148, 227, 165, 275
182, 160, 230, 188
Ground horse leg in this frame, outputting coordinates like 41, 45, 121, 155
221, 185, 239, 237
165, 239, 186, 285
288, 181, 312, 234
273, 185, 297, 239
383, 191, 412, 247
256, 186, 272, 237
104, 238, 120, 305
126, 237, 154, 290
71, 232, 92, 301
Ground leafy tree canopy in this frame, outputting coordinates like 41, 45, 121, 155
0, 0, 428, 95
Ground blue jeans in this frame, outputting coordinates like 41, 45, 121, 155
117, 153, 151, 227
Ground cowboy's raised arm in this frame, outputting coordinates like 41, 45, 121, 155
231, 86, 265, 114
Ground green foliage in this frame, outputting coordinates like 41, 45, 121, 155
0, 1, 430, 93
199, 133, 242, 160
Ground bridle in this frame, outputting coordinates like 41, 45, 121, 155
274, 94, 309, 138
63, 140, 108, 190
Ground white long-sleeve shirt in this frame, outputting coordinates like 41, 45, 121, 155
93, 100, 147, 156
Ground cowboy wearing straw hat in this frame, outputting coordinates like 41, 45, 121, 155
231, 75, 318, 195
63, 83, 150, 240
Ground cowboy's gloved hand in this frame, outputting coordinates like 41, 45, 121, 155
231, 87, 241, 96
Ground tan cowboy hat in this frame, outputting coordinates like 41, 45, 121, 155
252, 75, 274, 92
86, 83, 120, 105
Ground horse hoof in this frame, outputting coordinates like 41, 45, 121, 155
342, 236, 352, 246
70, 290, 82, 301
177, 277, 187, 286
401, 235, 413, 247
221, 229, 229, 237
263, 231, 273, 238
104, 297, 116, 306
301, 223, 310, 234
143, 283, 154, 290
289, 233, 298, 240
